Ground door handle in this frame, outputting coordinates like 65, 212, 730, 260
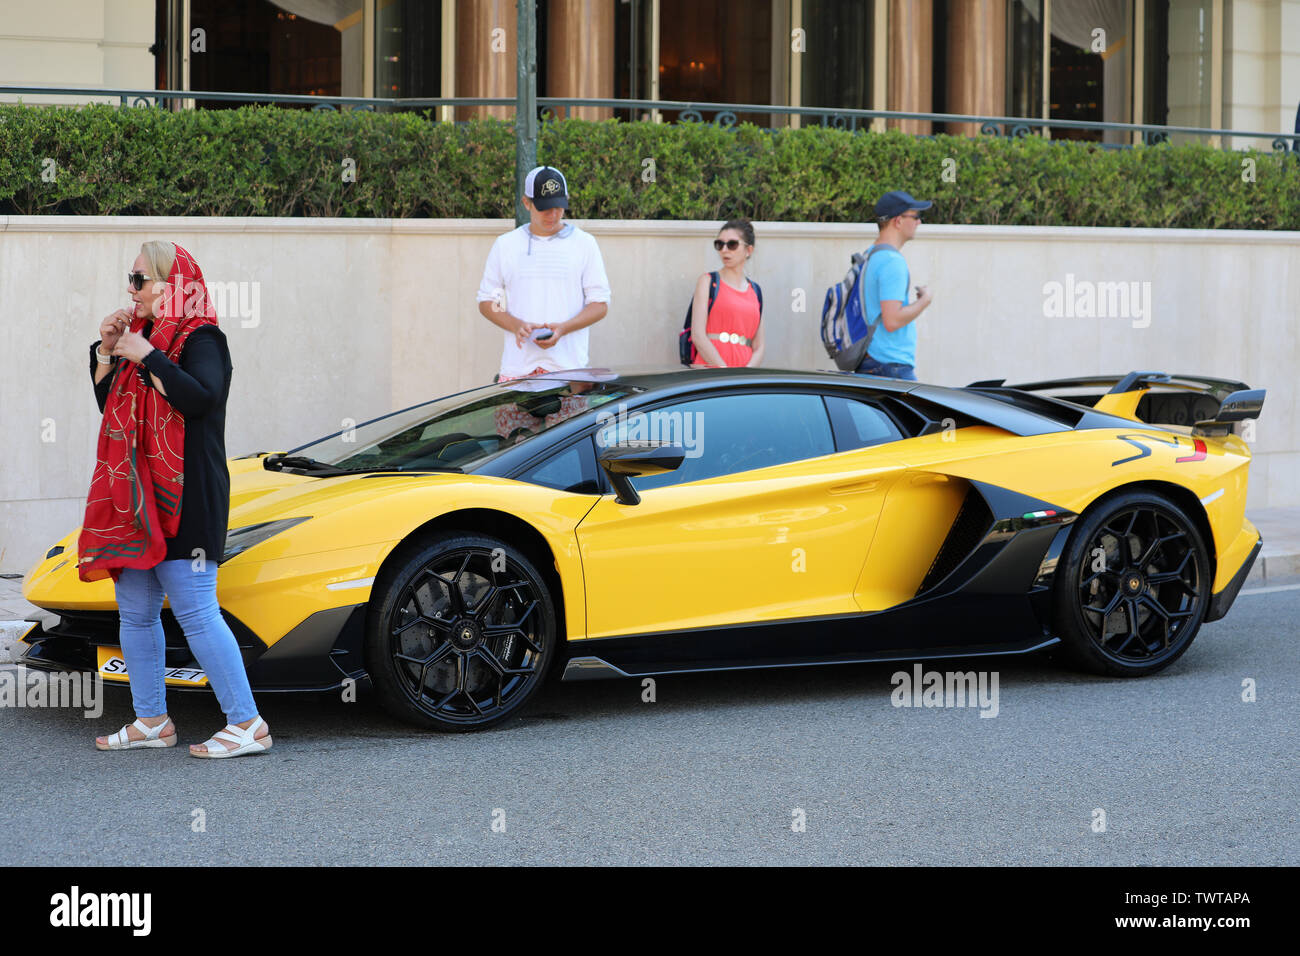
828, 479, 881, 496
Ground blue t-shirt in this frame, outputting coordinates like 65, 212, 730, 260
860, 245, 915, 366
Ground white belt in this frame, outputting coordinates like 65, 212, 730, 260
708, 332, 752, 347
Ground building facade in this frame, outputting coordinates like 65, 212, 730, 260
3, 0, 1298, 140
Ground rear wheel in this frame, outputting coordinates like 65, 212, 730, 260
366, 533, 555, 731
1053, 491, 1210, 677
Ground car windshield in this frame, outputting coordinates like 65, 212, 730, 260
286, 375, 639, 473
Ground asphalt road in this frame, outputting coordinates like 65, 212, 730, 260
1, 586, 1296, 866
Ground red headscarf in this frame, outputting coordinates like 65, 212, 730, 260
78, 244, 219, 582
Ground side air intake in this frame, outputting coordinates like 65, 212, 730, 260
917, 489, 993, 595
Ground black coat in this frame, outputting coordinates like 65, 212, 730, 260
90, 326, 234, 564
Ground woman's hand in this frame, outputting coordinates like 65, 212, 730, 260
112, 329, 155, 364
98, 309, 133, 355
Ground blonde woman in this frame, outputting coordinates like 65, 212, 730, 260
84, 241, 271, 758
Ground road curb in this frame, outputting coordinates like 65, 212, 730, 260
1246, 551, 1300, 586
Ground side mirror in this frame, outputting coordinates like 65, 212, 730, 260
597, 442, 686, 506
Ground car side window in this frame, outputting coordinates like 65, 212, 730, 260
518, 439, 601, 494
825, 396, 905, 451
598, 393, 835, 492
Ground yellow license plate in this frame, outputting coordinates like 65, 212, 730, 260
95, 647, 209, 687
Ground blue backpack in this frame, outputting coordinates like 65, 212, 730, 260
679, 272, 764, 366
820, 244, 893, 372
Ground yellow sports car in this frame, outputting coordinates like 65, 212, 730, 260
19, 368, 1264, 731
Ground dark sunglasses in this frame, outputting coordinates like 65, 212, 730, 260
900, 213, 923, 222
713, 239, 743, 251
127, 271, 155, 291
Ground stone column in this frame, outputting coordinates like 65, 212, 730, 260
888, 0, 933, 134
548, 0, 615, 119
946, 0, 1006, 135
456, 0, 517, 119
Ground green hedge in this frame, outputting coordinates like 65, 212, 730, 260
1, 103, 1295, 227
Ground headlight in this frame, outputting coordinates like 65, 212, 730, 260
220, 517, 311, 564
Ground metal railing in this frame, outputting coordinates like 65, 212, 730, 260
3, 85, 1297, 154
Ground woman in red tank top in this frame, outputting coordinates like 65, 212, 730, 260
689, 218, 765, 368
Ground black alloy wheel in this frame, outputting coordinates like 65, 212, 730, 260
1053, 490, 1211, 677
367, 533, 555, 730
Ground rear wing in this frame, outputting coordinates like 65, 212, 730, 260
967, 372, 1265, 437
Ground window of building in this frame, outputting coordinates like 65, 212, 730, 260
375, 0, 442, 99
655, 0, 774, 125
1049, 0, 1133, 143
186, 0, 364, 107
614, 0, 656, 121
1003, 0, 1219, 145
1163, 0, 1216, 140
1006, 0, 1044, 120
1141, 0, 1169, 128
800, 0, 873, 121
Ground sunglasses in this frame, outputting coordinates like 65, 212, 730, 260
900, 213, 923, 222
127, 271, 155, 291
713, 239, 743, 251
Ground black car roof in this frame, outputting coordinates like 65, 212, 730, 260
471, 365, 1150, 480
326, 366, 1162, 482
519, 366, 1118, 433
525, 365, 916, 396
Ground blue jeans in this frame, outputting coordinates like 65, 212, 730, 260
855, 356, 918, 381
115, 559, 258, 723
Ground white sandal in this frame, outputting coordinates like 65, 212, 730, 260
190, 716, 272, 758
95, 717, 176, 751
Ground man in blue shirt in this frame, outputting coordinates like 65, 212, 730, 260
857, 190, 934, 381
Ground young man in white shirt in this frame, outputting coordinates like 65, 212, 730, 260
476, 166, 611, 381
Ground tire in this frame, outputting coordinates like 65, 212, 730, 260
1052, 490, 1211, 677
366, 533, 556, 731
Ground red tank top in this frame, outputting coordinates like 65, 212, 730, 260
704, 279, 760, 367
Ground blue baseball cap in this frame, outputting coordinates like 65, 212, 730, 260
875, 190, 933, 218
524, 166, 569, 210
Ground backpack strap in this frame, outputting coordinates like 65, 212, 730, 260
750, 278, 763, 318
858, 243, 897, 329
681, 271, 722, 367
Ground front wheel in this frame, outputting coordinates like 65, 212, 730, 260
1052, 491, 1211, 677
366, 533, 556, 731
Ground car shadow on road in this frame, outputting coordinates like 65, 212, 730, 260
19, 642, 1209, 746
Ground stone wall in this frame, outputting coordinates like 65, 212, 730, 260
1, 215, 1295, 572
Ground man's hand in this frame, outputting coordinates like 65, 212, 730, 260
98, 309, 133, 355
479, 300, 537, 348
533, 322, 565, 350
112, 329, 155, 364
915, 285, 933, 308
511, 318, 538, 349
